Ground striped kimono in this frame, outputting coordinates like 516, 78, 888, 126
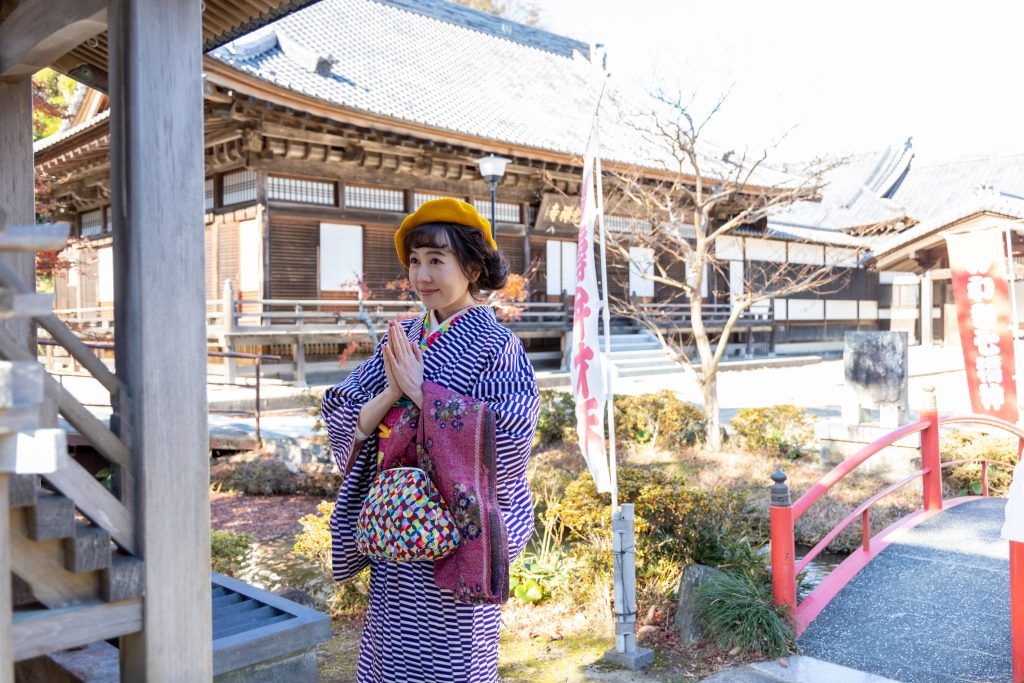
322, 305, 540, 683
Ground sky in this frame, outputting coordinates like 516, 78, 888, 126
539, 0, 1024, 165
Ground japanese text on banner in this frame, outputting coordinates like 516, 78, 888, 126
571, 129, 610, 492
944, 228, 1019, 423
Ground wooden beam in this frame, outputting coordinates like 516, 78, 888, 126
12, 598, 142, 662
0, 0, 107, 80
108, 1, 212, 679
0, 474, 11, 683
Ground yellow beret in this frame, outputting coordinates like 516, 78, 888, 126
394, 198, 496, 267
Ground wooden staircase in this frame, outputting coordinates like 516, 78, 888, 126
0, 210, 146, 674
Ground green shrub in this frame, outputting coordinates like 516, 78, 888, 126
614, 391, 706, 448
211, 458, 299, 495
534, 389, 578, 448
731, 404, 813, 457
941, 430, 1018, 496
211, 529, 253, 577
293, 501, 370, 614
555, 465, 751, 602
695, 569, 795, 657
210, 458, 342, 497
534, 389, 705, 451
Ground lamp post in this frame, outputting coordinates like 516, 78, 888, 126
475, 154, 510, 233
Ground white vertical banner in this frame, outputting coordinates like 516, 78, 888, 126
571, 125, 611, 493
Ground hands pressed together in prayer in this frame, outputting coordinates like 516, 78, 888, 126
382, 319, 425, 407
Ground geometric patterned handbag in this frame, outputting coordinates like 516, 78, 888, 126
355, 467, 461, 562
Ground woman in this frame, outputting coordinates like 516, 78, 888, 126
322, 198, 540, 682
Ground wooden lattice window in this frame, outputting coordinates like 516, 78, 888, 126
413, 192, 454, 209
472, 199, 520, 223
606, 215, 652, 234
204, 177, 215, 211
268, 176, 336, 206
80, 209, 103, 237
344, 185, 404, 212
222, 169, 257, 206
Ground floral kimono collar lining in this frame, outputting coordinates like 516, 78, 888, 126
419, 304, 485, 351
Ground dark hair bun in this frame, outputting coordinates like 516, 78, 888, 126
475, 248, 510, 293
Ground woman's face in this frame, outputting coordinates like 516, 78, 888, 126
408, 243, 476, 319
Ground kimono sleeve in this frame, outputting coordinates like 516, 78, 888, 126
321, 337, 388, 581
321, 337, 388, 471
473, 332, 540, 489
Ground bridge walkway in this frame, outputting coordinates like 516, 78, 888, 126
799, 498, 1012, 682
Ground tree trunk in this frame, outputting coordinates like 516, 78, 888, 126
703, 373, 722, 451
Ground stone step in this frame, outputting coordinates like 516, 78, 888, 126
63, 524, 112, 573
607, 349, 672, 361
611, 356, 679, 369
618, 365, 685, 378
27, 491, 76, 542
598, 341, 661, 352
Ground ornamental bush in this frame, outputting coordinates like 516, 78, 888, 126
294, 501, 371, 615
941, 430, 1018, 496
731, 404, 814, 458
555, 465, 751, 603
614, 391, 706, 448
534, 389, 705, 450
210, 529, 253, 577
211, 457, 342, 497
533, 389, 578, 448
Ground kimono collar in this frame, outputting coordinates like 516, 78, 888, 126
419, 304, 486, 351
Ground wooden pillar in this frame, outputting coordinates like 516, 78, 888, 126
920, 270, 933, 348
0, 76, 33, 683
222, 280, 236, 385
0, 79, 35, 350
107, 1, 212, 680
256, 170, 271, 301
293, 304, 306, 387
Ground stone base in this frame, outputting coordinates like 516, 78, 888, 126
816, 421, 921, 480
215, 650, 318, 683
602, 646, 655, 671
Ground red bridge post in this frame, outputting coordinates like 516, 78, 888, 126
920, 387, 943, 512
1013, 540, 1024, 683
770, 469, 797, 617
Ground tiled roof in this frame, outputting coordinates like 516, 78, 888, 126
208, 0, 793, 187
210, 0, 609, 157
33, 109, 109, 154
871, 189, 1024, 257
771, 141, 1024, 257
769, 142, 914, 233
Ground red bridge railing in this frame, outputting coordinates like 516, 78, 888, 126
769, 387, 1023, 681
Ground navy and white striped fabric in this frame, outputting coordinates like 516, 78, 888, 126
322, 306, 540, 683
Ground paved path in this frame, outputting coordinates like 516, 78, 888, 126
799, 498, 1013, 683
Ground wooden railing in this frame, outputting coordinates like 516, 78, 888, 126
631, 301, 772, 328
0, 215, 145, 673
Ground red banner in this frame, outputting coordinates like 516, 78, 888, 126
945, 228, 1018, 423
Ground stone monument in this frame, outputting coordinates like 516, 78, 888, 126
816, 331, 920, 478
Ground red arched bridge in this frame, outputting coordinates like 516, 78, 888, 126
770, 389, 1023, 683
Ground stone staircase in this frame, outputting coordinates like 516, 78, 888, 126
598, 330, 685, 379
